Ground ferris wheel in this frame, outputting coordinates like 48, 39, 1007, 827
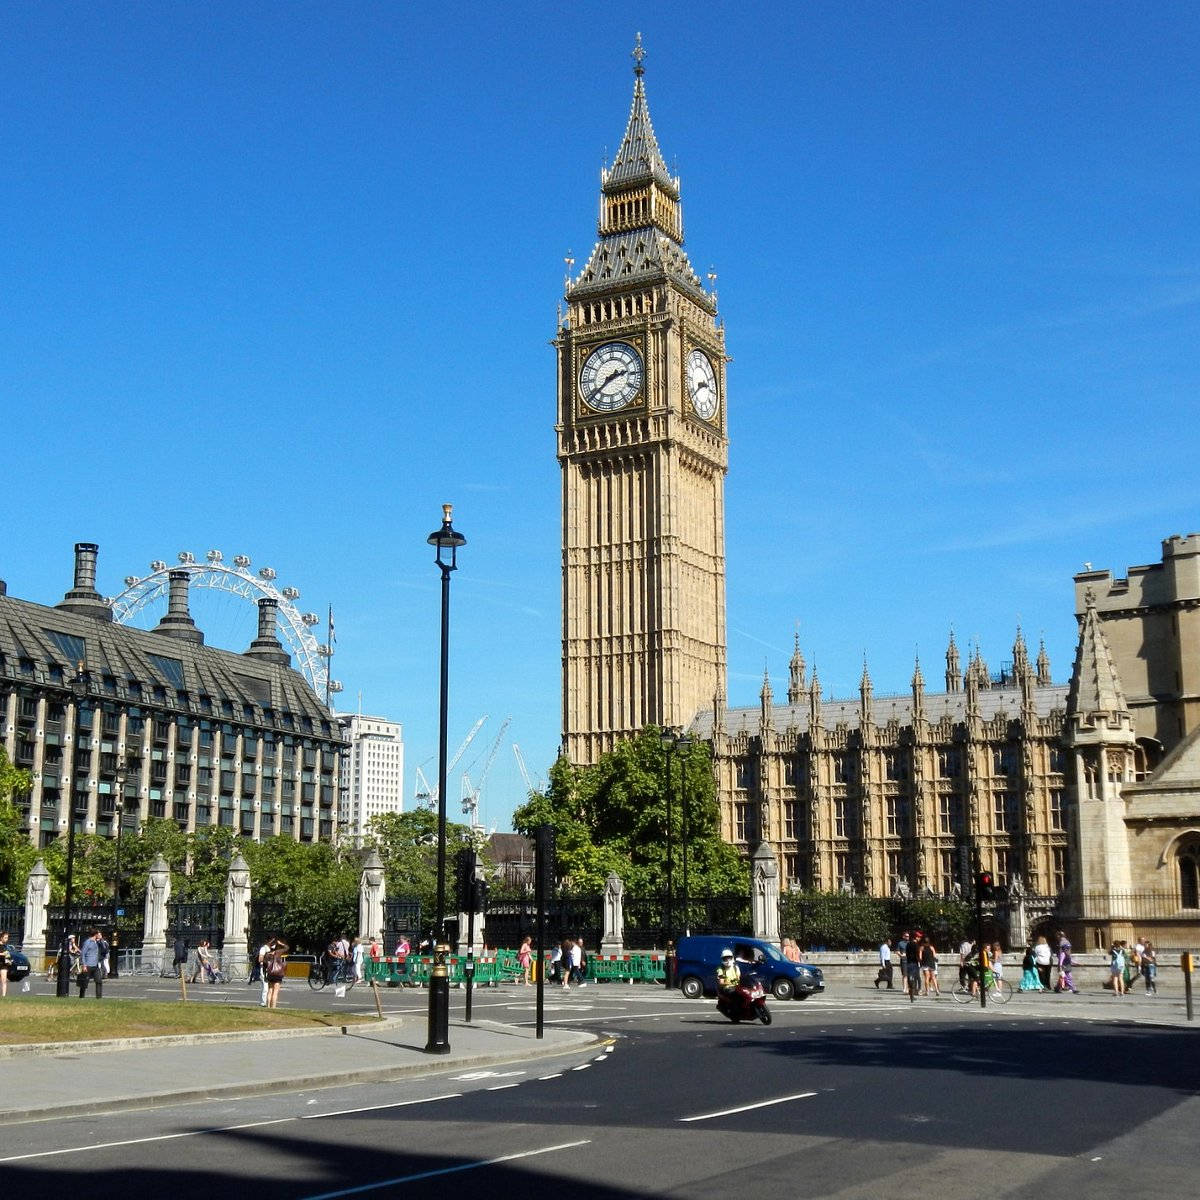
108, 550, 343, 702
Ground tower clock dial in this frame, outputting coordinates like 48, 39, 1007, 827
580, 341, 644, 412
686, 348, 718, 420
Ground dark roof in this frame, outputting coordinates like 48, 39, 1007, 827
0, 592, 338, 738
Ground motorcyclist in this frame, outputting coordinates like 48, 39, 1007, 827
716, 948, 741, 995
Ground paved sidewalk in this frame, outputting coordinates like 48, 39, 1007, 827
0, 1018, 601, 1124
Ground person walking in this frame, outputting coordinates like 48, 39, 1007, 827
351, 936, 364, 982
172, 934, 188, 978
190, 938, 212, 983
1019, 942, 1043, 991
0, 931, 11, 997
255, 936, 272, 1006
263, 936, 289, 1008
1141, 941, 1158, 995
896, 932, 911, 995
876, 937, 894, 989
904, 932, 923, 998
921, 938, 940, 996
958, 936, 974, 989
1033, 935, 1053, 991
569, 938, 586, 988
990, 943, 1005, 992
518, 935, 533, 985
79, 928, 106, 999
1055, 931, 1078, 994
1109, 941, 1127, 996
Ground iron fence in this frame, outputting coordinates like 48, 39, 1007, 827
0, 903, 23, 942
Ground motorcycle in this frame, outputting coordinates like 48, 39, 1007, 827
716, 973, 772, 1025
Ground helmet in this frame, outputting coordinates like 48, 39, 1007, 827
721, 949, 734, 961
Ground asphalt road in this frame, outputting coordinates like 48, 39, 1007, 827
3, 986, 1197, 1200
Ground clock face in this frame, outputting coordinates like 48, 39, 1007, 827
686, 348, 719, 421
580, 342, 644, 412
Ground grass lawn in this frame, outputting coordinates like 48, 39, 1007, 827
0, 998, 375, 1045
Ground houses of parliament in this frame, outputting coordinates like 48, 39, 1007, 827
557, 39, 1200, 945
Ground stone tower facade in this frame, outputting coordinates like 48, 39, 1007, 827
557, 39, 728, 766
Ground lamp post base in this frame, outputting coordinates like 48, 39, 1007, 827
424, 946, 451, 1054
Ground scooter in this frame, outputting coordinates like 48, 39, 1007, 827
716, 974, 772, 1025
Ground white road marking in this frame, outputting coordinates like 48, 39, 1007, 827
0, 1117, 297, 1163
299, 1139, 592, 1199
539, 1073, 563, 1080
486, 1084, 520, 1091
679, 1091, 818, 1122
301, 1093, 463, 1119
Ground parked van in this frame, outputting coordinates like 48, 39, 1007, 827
675, 935, 824, 1001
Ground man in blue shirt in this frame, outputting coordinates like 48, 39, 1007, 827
79, 928, 107, 999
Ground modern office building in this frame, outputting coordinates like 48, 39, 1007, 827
336, 712, 404, 842
0, 543, 344, 846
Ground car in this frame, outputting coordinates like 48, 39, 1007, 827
675, 934, 824, 1001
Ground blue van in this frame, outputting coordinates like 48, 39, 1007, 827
675, 935, 824, 1001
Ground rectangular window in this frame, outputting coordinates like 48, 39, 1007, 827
834, 798, 847, 838
1052, 848, 1069, 892
734, 802, 749, 842
735, 759, 754, 790
886, 796, 910, 837
1049, 746, 1068, 774
783, 801, 798, 840
939, 749, 963, 779
940, 849, 955, 896
996, 849, 1012, 885
885, 751, 909, 782
938, 794, 963, 836
993, 791, 1008, 833
886, 850, 904, 884
1049, 789, 1064, 831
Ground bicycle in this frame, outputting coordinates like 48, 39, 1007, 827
951, 966, 1012, 1004
308, 955, 357, 992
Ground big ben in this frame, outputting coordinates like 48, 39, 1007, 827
557, 36, 728, 766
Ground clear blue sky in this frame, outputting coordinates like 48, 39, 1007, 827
3, 5, 1198, 830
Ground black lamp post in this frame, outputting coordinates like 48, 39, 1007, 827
57, 662, 89, 996
676, 734, 695, 936
109, 759, 129, 978
425, 504, 465, 1055
659, 731, 677, 986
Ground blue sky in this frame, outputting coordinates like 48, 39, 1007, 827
3, 5, 1198, 831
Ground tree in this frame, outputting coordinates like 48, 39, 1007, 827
365, 809, 477, 919
512, 728, 749, 895
0, 748, 34, 901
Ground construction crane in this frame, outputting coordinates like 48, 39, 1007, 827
461, 716, 511, 829
512, 743, 544, 798
415, 715, 488, 810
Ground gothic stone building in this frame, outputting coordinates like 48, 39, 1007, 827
1, 543, 343, 847
556, 46, 1199, 947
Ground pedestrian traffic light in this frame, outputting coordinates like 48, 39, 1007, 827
976, 870, 995, 903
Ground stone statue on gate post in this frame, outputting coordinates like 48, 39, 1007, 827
22, 858, 51, 966
224, 852, 252, 970
358, 849, 386, 945
601, 871, 624, 956
751, 842, 780, 944
143, 853, 171, 963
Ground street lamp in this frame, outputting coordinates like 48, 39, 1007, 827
57, 662, 89, 997
109, 757, 130, 978
659, 731, 677, 986
676, 734, 695, 935
425, 503, 465, 1055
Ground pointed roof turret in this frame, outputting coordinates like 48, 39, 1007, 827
1067, 590, 1134, 743
1013, 625, 1030, 678
787, 631, 806, 703
859, 656, 873, 721
945, 629, 961, 693
759, 665, 774, 727
569, 36, 712, 309
604, 33, 678, 197
1036, 637, 1052, 686
912, 654, 926, 720
809, 668, 823, 728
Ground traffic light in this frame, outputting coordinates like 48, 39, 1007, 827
976, 870, 996, 903
455, 848, 476, 913
472, 876, 490, 913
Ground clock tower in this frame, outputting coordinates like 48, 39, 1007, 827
557, 37, 728, 766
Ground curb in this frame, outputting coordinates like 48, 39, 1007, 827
0, 1025, 604, 1125
0, 1017, 407, 1059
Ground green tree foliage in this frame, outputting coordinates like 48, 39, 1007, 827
364, 809, 476, 917
0, 748, 35, 902
512, 728, 749, 896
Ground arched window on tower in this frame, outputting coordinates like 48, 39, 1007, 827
1180, 843, 1200, 909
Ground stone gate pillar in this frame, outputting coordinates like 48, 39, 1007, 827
601, 871, 625, 955
22, 858, 51, 964
224, 852, 251, 966
359, 849, 386, 944
751, 841, 780, 944
143, 853, 171, 963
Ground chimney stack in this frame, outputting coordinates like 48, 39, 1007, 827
244, 597, 291, 666
153, 570, 204, 644
56, 542, 114, 622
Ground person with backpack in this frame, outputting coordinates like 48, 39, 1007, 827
263, 936, 289, 1008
